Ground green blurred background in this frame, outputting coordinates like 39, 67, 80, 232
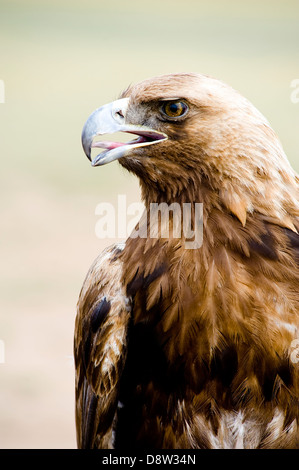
0, 0, 298, 448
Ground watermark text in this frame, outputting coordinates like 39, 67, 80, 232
95, 195, 203, 249
290, 79, 299, 104
0, 80, 4, 103
0, 340, 5, 363
290, 339, 299, 364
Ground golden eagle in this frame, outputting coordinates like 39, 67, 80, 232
75, 73, 299, 449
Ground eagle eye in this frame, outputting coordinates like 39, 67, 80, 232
161, 100, 188, 119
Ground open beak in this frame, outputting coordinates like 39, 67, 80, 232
81, 98, 167, 167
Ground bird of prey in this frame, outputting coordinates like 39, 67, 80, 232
75, 73, 299, 449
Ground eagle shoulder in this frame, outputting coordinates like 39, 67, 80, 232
74, 243, 131, 448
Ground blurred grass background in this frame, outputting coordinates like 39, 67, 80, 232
0, 0, 298, 448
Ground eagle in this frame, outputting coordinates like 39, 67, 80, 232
74, 73, 299, 449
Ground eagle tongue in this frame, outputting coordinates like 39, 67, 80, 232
92, 140, 127, 150
92, 135, 148, 151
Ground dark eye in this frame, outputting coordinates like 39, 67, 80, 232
161, 100, 188, 119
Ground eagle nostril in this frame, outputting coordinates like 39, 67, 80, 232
116, 109, 124, 119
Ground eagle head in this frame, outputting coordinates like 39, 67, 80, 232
82, 73, 298, 228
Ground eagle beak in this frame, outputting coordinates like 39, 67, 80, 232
81, 98, 167, 167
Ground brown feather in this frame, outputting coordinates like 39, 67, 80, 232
75, 73, 299, 448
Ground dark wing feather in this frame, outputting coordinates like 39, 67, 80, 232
284, 226, 299, 263
74, 243, 131, 448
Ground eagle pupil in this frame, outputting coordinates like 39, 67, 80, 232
169, 103, 179, 114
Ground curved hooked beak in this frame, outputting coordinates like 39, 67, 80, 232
81, 98, 168, 167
